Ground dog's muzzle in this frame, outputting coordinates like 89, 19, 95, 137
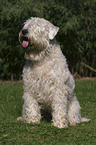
19, 29, 30, 48
19, 29, 34, 50
22, 29, 28, 35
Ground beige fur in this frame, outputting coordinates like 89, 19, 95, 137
17, 17, 90, 128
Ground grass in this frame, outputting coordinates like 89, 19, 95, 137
0, 79, 96, 145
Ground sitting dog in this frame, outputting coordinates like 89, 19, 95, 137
17, 17, 90, 128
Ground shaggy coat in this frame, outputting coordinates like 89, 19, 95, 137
17, 17, 90, 128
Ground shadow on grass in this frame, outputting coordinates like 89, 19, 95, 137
41, 109, 52, 122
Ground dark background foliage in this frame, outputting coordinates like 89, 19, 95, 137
0, 0, 96, 80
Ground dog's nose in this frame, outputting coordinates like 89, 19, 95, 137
22, 29, 28, 35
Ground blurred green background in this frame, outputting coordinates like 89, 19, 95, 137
0, 0, 96, 80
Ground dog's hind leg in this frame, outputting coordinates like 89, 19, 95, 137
68, 96, 81, 126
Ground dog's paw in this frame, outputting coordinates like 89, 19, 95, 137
52, 122, 68, 128
70, 123, 76, 126
17, 117, 24, 121
81, 118, 90, 122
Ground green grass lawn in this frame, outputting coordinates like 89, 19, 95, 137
0, 79, 96, 145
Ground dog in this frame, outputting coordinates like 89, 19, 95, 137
17, 17, 90, 128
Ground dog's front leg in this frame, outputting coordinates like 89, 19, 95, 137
18, 92, 41, 123
51, 89, 68, 128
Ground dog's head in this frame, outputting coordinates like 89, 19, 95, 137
19, 17, 59, 60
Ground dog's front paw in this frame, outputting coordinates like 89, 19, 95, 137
52, 121, 68, 128
70, 123, 76, 126
17, 117, 24, 121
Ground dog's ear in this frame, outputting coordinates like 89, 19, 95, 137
49, 25, 59, 40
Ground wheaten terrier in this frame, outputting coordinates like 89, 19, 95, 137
17, 17, 90, 128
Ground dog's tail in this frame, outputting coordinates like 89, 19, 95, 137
81, 117, 90, 122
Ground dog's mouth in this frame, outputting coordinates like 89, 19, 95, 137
19, 31, 34, 51
22, 40, 29, 48
19, 29, 43, 58
19, 33, 30, 48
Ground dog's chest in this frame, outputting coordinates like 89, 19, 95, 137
23, 60, 55, 103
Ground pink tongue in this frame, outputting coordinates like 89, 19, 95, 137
22, 41, 29, 48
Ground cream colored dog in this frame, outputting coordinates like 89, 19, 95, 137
17, 17, 90, 128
